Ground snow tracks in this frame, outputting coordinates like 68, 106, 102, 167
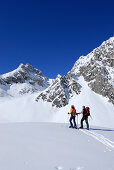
80, 129, 114, 151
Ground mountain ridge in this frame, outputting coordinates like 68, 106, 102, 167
0, 37, 114, 127
0, 63, 51, 97
36, 36, 114, 106
0, 36, 114, 105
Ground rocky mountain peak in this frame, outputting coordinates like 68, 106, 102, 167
101, 36, 114, 46
0, 37, 114, 106
36, 74, 80, 108
70, 36, 114, 104
0, 63, 50, 96
18, 63, 25, 69
17, 63, 42, 75
36, 37, 114, 107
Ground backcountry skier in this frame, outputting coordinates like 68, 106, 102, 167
68, 105, 77, 128
80, 106, 90, 129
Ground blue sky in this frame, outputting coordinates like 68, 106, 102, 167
0, 0, 114, 78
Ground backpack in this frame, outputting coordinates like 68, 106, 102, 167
85, 107, 90, 116
72, 108, 76, 116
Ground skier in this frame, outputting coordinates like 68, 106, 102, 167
79, 106, 89, 129
68, 105, 77, 128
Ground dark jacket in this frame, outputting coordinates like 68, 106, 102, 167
82, 108, 88, 117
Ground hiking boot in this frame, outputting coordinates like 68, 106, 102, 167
69, 126, 73, 128
73, 126, 77, 129
79, 127, 83, 129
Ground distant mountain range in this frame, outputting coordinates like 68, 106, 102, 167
0, 37, 114, 127
0, 37, 114, 106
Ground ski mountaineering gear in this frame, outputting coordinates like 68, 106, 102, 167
85, 107, 90, 116
77, 113, 79, 129
82, 108, 87, 117
68, 105, 77, 128
80, 106, 90, 129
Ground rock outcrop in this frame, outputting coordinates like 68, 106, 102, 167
36, 74, 80, 108
71, 37, 114, 104
0, 64, 50, 96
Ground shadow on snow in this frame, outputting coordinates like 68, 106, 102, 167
89, 128, 114, 132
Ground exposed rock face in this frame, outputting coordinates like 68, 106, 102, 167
0, 64, 48, 86
71, 37, 114, 104
36, 74, 80, 108
0, 37, 114, 107
0, 64, 49, 96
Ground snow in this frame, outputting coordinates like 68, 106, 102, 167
0, 66, 23, 79
0, 122, 113, 170
7, 82, 47, 96
0, 82, 47, 98
53, 76, 114, 128
0, 76, 114, 129
0, 37, 113, 126
0, 37, 114, 169
0, 94, 54, 122
101, 36, 114, 46
71, 36, 114, 87
0, 88, 10, 97
0, 63, 51, 98
106, 65, 114, 87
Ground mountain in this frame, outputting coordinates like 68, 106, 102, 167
70, 37, 114, 104
36, 74, 80, 108
0, 63, 50, 97
0, 37, 114, 127
0, 38, 114, 170
36, 36, 114, 106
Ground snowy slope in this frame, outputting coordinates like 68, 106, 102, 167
70, 36, 114, 104
35, 36, 114, 108
0, 122, 113, 170
0, 37, 114, 128
0, 64, 51, 97
0, 76, 114, 128
53, 76, 114, 128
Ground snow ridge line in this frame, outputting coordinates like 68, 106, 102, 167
80, 130, 114, 150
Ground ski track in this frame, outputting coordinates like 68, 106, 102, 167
55, 166, 84, 170
80, 129, 114, 150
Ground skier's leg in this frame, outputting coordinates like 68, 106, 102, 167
85, 117, 89, 129
73, 116, 77, 128
69, 115, 73, 127
80, 117, 84, 128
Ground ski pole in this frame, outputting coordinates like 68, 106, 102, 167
77, 114, 78, 128
67, 112, 70, 123
90, 115, 93, 120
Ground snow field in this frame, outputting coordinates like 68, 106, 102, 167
53, 76, 114, 128
0, 76, 114, 129
0, 123, 113, 170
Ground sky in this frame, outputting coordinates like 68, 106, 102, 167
0, 0, 114, 78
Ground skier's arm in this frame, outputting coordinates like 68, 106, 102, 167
80, 110, 83, 114
77, 111, 83, 115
